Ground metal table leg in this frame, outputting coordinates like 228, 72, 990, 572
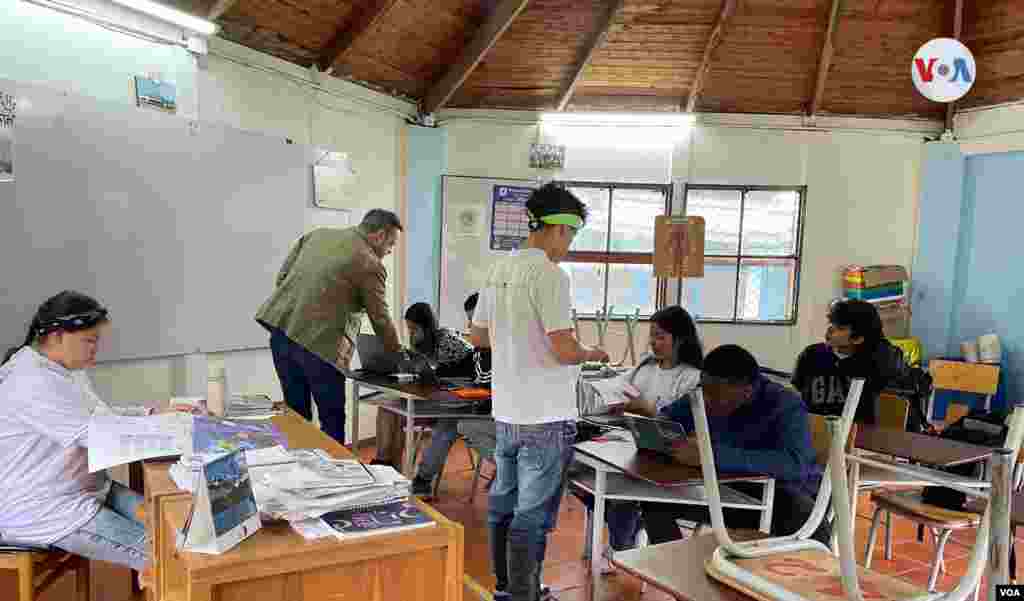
350, 381, 360, 451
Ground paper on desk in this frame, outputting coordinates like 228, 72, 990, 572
87, 413, 192, 472
290, 518, 337, 540
244, 445, 295, 467
586, 377, 639, 406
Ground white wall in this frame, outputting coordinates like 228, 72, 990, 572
440, 111, 932, 371
78, 38, 414, 442
956, 102, 1024, 152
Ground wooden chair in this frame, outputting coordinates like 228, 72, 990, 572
0, 543, 89, 601
865, 408, 1024, 592
927, 359, 1000, 425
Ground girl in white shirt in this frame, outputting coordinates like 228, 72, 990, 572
0, 291, 147, 571
574, 305, 704, 570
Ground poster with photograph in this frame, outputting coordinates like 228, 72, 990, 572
490, 185, 533, 251
0, 84, 14, 181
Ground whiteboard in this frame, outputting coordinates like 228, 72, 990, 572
438, 175, 539, 329
1, 82, 325, 361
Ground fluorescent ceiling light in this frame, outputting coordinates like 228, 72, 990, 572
540, 112, 695, 127
106, 0, 217, 35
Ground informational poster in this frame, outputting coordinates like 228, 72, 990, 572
490, 185, 533, 251
0, 83, 14, 181
653, 215, 705, 278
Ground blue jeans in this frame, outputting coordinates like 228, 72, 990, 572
269, 328, 347, 444
54, 482, 147, 571
571, 488, 642, 551
489, 420, 576, 601
416, 419, 461, 482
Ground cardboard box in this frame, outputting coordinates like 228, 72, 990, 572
878, 302, 911, 339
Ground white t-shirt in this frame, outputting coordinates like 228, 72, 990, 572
475, 248, 578, 424
629, 361, 701, 414
0, 347, 111, 544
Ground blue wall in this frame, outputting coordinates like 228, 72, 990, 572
912, 143, 967, 359
913, 143, 1017, 412
405, 125, 447, 308
957, 152, 1023, 405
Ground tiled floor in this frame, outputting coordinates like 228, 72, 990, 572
7, 438, 1017, 601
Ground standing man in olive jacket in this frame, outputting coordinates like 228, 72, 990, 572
256, 209, 403, 444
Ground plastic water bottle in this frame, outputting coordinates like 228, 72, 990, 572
206, 364, 226, 416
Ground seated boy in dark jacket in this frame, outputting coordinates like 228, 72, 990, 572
640, 345, 830, 545
792, 299, 904, 425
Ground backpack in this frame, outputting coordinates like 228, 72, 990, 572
920, 409, 1010, 510
883, 365, 934, 433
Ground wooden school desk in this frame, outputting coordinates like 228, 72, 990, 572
611, 532, 764, 601
143, 409, 464, 601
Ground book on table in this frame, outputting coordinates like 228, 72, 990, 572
319, 500, 435, 540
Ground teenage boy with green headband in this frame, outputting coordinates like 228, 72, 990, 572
470, 184, 608, 601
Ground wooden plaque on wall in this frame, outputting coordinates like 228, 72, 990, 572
654, 216, 705, 278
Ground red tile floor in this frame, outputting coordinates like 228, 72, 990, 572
6, 438, 1016, 601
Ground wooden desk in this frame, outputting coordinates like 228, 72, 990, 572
611, 534, 758, 601
347, 371, 490, 476
855, 425, 994, 467
145, 410, 464, 601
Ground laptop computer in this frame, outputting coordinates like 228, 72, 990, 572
625, 415, 687, 457
356, 334, 405, 375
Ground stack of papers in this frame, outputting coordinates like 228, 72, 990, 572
254, 453, 411, 521
226, 394, 280, 420
169, 446, 412, 523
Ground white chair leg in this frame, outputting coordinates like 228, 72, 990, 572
928, 529, 954, 591
864, 506, 884, 568
884, 510, 894, 560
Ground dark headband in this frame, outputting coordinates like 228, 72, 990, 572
36, 308, 109, 336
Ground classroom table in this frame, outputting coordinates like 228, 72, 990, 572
572, 438, 774, 600
855, 425, 995, 468
346, 371, 491, 477
143, 409, 465, 601
610, 533, 763, 601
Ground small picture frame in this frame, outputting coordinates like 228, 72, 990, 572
134, 76, 177, 113
529, 143, 565, 170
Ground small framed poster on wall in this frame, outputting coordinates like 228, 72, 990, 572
134, 76, 177, 113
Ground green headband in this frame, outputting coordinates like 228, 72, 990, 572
537, 213, 583, 229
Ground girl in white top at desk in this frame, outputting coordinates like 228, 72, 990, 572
0, 291, 148, 571
573, 305, 703, 569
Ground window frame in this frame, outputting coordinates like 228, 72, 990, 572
680, 184, 807, 326
557, 180, 672, 320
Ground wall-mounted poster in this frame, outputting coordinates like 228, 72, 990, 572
134, 75, 177, 113
490, 185, 533, 251
0, 84, 14, 181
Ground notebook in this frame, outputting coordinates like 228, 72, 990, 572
320, 500, 435, 540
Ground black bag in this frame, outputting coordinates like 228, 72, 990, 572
921, 409, 1010, 510
883, 364, 934, 434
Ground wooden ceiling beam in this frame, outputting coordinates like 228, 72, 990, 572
421, 0, 530, 115
807, 0, 843, 119
945, 0, 965, 132
317, 0, 401, 74
207, 0, 238, 20
683, 0, 737, 113
555, 0, 625, 111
